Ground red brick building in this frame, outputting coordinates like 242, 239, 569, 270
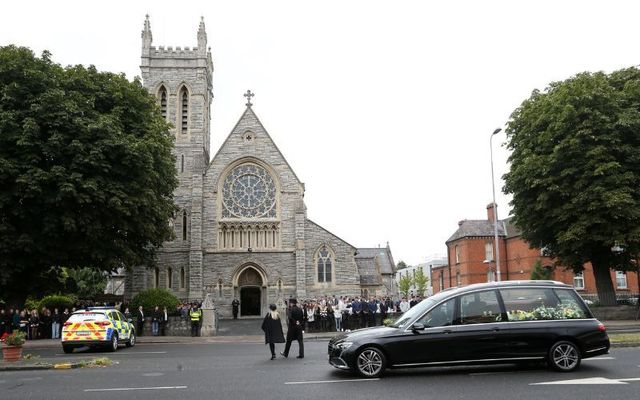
431, 203, 639, 301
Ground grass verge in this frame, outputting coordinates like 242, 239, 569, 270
608, 332, 640, 344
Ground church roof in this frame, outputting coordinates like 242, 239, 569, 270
208, 105, 303, 186
355, 246, 396, 275
306, 219, 356, 250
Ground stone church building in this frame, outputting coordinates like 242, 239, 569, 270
125, 17, 397, 317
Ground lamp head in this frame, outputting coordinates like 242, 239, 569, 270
492, 128, 502, 135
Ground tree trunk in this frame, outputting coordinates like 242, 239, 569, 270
592, 261, 617, 306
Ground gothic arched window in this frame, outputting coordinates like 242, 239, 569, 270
182, 210, 188, 240
154, 267, 160, 288
179, 87, 189, 134
167, 268, 173, 289
316, 245, 333, 283
180, 267, 186, 289
181, 155, 184, 173
158, 86, 167, 119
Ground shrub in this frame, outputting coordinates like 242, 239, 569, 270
38, 295, 75, 312
4, 331, 26, 346
131, 288, 180, 314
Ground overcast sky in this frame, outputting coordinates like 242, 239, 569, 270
2, 1, 638, 266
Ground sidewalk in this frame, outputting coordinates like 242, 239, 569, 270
14, 319, 639, 350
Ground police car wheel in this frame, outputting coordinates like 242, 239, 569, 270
62, 345, 74, 354
126, 332, 135, 347
108, 333, 118, 352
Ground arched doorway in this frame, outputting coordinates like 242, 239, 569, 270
237, 266, 263, 316
240, 287, 261, 316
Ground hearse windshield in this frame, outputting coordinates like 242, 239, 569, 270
392, 290, 452, 329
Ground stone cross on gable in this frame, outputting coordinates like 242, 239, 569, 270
244, 90, 254, 107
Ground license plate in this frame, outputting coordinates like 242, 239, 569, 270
76, 331, 90, 336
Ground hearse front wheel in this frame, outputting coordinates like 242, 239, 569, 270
548, 340, 581, 372
355, 347, 387, 378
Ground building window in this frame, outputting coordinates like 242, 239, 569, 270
573, 272, 585, 290
218, 279, 223, 298
455, 245, 460, 264
158, 86, 167, 119
439, 273, 444, 291
181, 155, 184, 173
154, 267, 159, 288
167, 268, 172, 289
180, 267, 185, 289
616, 271, 627, 289
316, 245, 333, 283
456, 271, 461, 286
179, 87, 189, 134
182, 211, 188, 240
485, 242, 494, 262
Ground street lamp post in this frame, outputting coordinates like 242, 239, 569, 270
490, 128, 502, 281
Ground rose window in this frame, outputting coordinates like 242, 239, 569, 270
222, 164, 277, 218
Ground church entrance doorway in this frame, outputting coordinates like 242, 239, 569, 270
236, 266, 264, 317
240, 287, 261, 316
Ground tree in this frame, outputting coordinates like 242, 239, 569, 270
530, 260, 553, 280
398, 275, 413, 297
504, 68, 640, 305
0, 46, 178, 299
413, 267, 429, 296
396, 261, 408, 270
61, 267, 107, 298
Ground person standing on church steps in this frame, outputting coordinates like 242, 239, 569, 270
232, 298, 240, 320
261, 304, 285, 360
281, 299, 304, 359
136, 305, 145, 336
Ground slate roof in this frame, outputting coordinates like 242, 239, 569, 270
446, 219, 507, 244
503, 217, 522, 239
355, 247, 396, 275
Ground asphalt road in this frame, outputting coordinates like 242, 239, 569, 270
2, 341, 639, 400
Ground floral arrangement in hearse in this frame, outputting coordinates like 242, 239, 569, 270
506, 304, 585, 321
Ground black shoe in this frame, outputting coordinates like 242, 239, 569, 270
270, 355, 276, 360
280, 352, 288, 358
296, 356, 304, 359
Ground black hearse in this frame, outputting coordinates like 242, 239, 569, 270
329, 281, 609, 378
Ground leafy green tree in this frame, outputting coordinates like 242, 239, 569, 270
0, 46, 178, 299
398, 275, 413, 297
504, 68, 640, 305
413, 267, 429, 296
396, 261, 408, 270
530, 260, 553, 280
131, 288, 180, 314
61, 267, 107, 298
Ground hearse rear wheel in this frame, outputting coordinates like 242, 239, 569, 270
548, 340, 581, 372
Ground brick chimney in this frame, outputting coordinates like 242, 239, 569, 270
487, 202, 497, 222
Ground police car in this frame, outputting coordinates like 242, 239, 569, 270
61, 307, 135, 353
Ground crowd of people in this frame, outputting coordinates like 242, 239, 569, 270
0, 307, 72, 341
295, 294, 424, 333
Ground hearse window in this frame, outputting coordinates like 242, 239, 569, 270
500, 288, 585, 321
457, 290, 502, 324
554, 289, 589, 316
415, 298, 455, 328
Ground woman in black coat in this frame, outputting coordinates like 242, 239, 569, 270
261, 304, 285, 360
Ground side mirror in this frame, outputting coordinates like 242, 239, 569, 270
411, 323, 425, 332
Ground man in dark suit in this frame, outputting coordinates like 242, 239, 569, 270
281, 299, 304, 359
136, 306, 145, 336
231, 298, 240, 320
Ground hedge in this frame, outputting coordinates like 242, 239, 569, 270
131, 288, 180, 314
39, 295, 75, 312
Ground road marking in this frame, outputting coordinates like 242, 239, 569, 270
84, 386, 187, 392
56, 351, 167, 356
530, 377, 635, 385
285, 378, 379, 385
142, 373, 164, 377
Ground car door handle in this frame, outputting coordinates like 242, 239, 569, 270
443, 329, 453, 334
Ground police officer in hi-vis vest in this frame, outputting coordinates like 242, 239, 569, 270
189, 303, 202, 337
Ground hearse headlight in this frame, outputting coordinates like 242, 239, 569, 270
336, 341, 353, 350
